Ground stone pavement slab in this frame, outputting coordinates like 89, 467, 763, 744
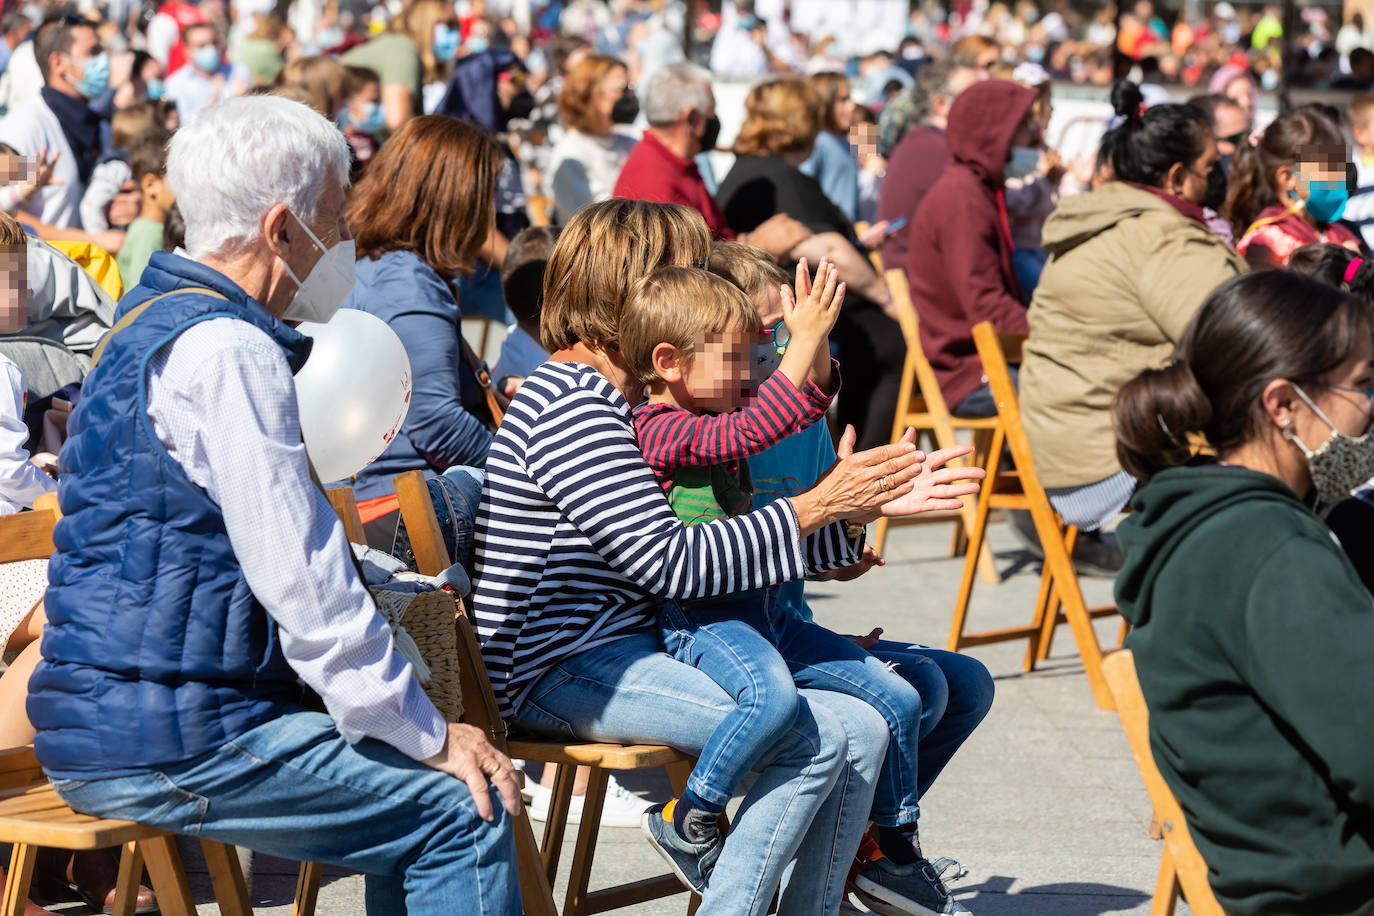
41, 515, 1191, 915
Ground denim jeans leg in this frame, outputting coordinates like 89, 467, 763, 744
867, 640, 995, 798
771, 616, 924, 825
777, 690, 889, 915
659, 601, 800, 810
512, 632, 846, 916
50, 710, 518, 916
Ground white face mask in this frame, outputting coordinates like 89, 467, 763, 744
279, 209, 356, 324
1286, 384, 1374, 504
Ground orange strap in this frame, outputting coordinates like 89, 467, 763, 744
356, 493, 400, 525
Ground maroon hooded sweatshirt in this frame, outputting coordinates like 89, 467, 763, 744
907, 80, 1038, 409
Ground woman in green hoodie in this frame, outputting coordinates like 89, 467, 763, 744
1112, 269, 1374, 916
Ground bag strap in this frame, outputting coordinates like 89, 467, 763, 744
459, 335, 507, 428
89, 287, 228, 370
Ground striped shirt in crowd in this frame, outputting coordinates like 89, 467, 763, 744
472, 361, 861, 719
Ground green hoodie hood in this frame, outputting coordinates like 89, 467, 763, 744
1040, 181, 1183, 257
1115, 465, 1310, 629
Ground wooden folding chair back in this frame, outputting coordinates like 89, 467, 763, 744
391, 470, 697, 916
871, 270, 998, 584
948, 322, 1119, 710
1103, 651, 1223, 916
0, 500, 253, 916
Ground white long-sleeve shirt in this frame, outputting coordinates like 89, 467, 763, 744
143, 316, 447, 761
0, 354, 57, 515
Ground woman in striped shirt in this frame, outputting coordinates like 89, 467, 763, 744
473, 200, 967, 915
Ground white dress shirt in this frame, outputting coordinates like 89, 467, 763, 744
0, 354, 56, 515
143, 316, 447, 761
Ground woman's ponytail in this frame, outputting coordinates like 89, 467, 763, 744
1113, 361, 1213, 483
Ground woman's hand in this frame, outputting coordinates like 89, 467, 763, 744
875, 441, 986, 519
788, 425, 924, 537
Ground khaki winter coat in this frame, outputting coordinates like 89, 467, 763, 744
1020, 182, 1247, 490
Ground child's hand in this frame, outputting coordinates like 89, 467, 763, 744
780, 256, 844, 348
31, 147, 60, 190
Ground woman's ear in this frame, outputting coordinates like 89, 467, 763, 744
1163, 160, 1187, 196
652, 341, 685, 384
1260, 377, 1299, 432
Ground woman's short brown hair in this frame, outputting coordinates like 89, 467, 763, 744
347, 115, 503, 280
557, 54, 625, 135
809, 71, 850, 136
732, 77, 821, 158
620, 267, 760, 384
541, 199, 712, 352
278, 55, 348, 118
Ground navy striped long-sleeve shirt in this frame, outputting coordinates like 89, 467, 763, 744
471, 361, 859, 718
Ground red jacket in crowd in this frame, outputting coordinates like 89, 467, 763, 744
613, 129, 733, 239
907, 80, 1037, 409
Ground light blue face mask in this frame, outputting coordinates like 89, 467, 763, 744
145, 78, 165, 100
74, 51, 109, 99
192, 44, 221, 74
465, 35, 489, 55
1293, 179, 1349, 224
345, 101, 386, 136
433, 24, 460, 61
1005, 145, 1041, 180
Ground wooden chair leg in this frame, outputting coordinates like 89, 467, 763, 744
202, 840, 252, 916
872, 516, 890, 556
1025, 559, 1058, 671
563, 768, 610, 916
292, 861, 323, 916
948, 427, 1002, 651
1118, 616, 1131, 646
1035, 509, 1113, 710
514, 806, 559, 916
541, 762, 578, 884
110, 840, 145, 916
2, 843, 36, 916
1151, 846, 1180, 916
139, 834, 196, 916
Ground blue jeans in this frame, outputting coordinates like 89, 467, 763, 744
49, 711, 519, 916
513, 631, 889, 916
658, 589, 799, 810
392, 465, 484, 577
664, 594, 931, 826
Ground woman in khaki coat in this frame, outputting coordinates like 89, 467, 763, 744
1020, 81, 1247, 534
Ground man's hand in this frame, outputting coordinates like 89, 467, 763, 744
422, 723, 522, 822
740, 213, 811, 260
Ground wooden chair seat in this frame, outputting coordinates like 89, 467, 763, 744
506, 740, 692, 771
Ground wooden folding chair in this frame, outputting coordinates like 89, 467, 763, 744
392, 470, 698, 916
948, 322, 1120, 710
853, 222, 885, 274
1103, 651, 1224, 916
0, 496, 253, 916
872, 269, 999, 585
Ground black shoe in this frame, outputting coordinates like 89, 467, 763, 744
1071, 529, 1125, 578
641, 803, 721, 894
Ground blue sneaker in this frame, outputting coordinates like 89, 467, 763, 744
853, 856, 971, 915
640, 802, 721, 894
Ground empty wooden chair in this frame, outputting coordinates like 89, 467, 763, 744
1103, 650, 1223, 916
949, 322, 1120, 710
392, 469, 699, 916
872, 268, 998, 585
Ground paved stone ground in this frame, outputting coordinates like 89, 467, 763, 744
41, 512, 1190, 915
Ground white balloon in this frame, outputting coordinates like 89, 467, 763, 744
294, 309, 412, 483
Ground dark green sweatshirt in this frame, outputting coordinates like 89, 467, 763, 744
1116, 466, 1374, 916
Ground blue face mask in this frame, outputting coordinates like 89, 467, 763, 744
145, 78, 165, 100
1005, 145, 1041, 180
73, 51, 109, 99
465, 35, 489, 55
192, 45, 221, 73
1294, 180, 1349, 224
433, 25, 460, 62
345, 101, 386, 135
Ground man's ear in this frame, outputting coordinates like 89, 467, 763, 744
261, 202, 292, 260
651, 341, 684, 383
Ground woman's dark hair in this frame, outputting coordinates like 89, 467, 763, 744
1098, 80, 1212, 189
161, 201, 185, 252
1114, 270, 1373, 481
1221, 107, 1344, 239
1287, 242, 1374, 304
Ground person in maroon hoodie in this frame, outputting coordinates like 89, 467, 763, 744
907, 80, 1040, 419
877, 59, 983, 272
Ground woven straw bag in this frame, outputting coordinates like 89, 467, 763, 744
371, 589, 464, 723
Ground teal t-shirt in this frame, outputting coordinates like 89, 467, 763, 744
747, 420, 836, 622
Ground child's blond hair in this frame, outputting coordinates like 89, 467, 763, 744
1350, 92, 1374, 131
0, 211, 27, 248
620, 266, 760, 385
706, 240, 788, 302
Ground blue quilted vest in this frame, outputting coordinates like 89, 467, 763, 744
29, 252, 313, 779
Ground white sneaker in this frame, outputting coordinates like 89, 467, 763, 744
527, 773, 652, 829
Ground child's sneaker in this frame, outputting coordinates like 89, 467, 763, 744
852, 856, 971, 916
640, 802, 721, 894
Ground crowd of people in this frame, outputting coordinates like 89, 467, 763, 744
1, 1, 1374, 915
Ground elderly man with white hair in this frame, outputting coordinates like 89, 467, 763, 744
28, 95, 521, 915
